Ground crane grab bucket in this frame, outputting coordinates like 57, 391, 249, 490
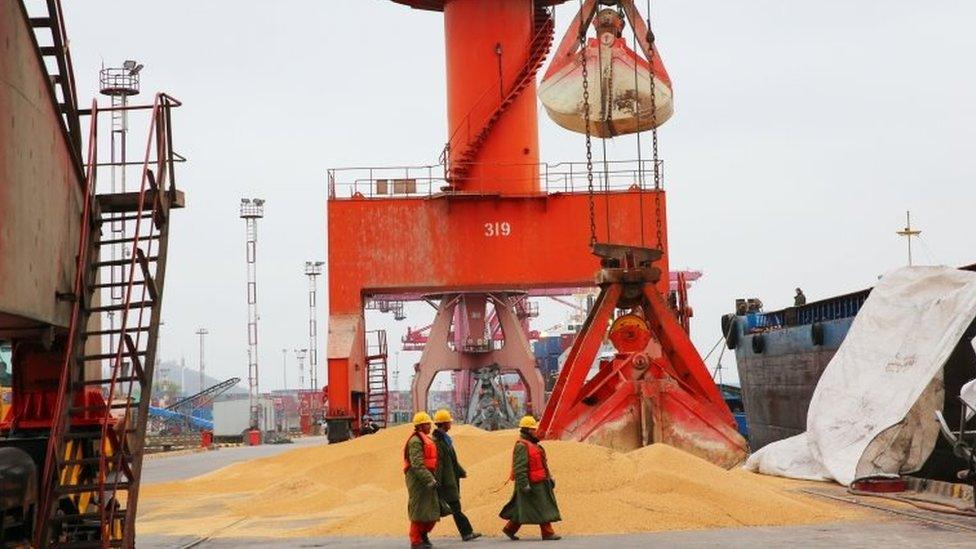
538, 244, 748, 469
539, 1, 673, 138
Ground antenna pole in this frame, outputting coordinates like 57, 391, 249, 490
896, 210, 921, 266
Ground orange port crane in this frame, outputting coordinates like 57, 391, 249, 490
326, 0, 671, 440
327, 0, 746, 466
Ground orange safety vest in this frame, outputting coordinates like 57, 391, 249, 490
402, 431, 438, 473
509, 439, 549, 484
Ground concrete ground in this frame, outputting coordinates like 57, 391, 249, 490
138, 521, 976, 549
137, 441, 976, 548
141, 435, 329, 484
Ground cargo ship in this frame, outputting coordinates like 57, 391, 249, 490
728, 264, 976, 479
724, 290, 868, 450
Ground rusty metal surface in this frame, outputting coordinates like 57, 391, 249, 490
735, 321, 847, 450
0, 2, 84, 333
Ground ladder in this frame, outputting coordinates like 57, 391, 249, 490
22, 0, 83, 155
365, 330, 390, 428
35, 93, 184, 548
447, 3, 555, 184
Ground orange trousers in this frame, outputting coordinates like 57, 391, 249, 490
409, 521, 436, 545
503, 520, 556, 538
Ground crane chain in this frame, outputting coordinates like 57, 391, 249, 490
647, 16, 663, 252
581, 3, 596, 247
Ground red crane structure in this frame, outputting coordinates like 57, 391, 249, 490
327, 0, 746, 466
327, 0, 669, 439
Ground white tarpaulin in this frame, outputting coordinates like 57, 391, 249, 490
745, 266, 976, 486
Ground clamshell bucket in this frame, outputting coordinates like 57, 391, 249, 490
539, 245, 748, 469
539, 5, 674, 138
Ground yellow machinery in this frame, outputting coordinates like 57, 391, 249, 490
0, 387, 10, 422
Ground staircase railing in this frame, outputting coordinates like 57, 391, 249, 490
99, 93, 180, 546
365, 330, 390, 428
35, 96, 100, 547
35, 93, 182, 548
444, 5, 555, 185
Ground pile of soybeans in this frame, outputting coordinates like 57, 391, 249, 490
137, 425, 860, 539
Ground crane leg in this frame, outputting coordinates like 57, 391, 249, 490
410, 292, 545, 421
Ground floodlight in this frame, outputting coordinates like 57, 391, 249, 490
123, 60, 137, 70
129, 64, 144, 76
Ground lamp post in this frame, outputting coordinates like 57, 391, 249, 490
305, 261, 324, 391
281, 348, 288, 390
196, 328, 208, 392
240, 197, 265, 429
295, 348, 309, 393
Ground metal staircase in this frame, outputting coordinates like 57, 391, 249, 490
446, 4, 555, 185
365, 330, 390, 428
35, 93, 184, 548
22, 0, 83, 155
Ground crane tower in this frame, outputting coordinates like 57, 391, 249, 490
326, 0, 672, 439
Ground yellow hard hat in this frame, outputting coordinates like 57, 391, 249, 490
433, 409, 453, 423
518, 416, 539, 429
412, 411, 433, 426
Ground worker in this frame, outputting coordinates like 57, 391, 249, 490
432, 409, 482, 542
404, 411, 448, 549
361, 414, 380, 435
499, 416, 562, 541
794, 287, 807, 307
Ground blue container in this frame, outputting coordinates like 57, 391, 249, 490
545, 336, 563, 355
533, 341, 548, 359
733, 412, 749, 439
537, 356, 558, 375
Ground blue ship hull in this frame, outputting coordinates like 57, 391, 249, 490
728, 290, 870, 450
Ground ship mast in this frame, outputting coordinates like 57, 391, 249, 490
896, 210, 922, 266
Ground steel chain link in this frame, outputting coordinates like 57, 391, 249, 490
581, 5, 597, 247
647, 19, 664, 252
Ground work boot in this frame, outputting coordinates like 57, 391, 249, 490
410, 545, 425, 549
422, 533, 433, 548
503, 530, 519, 541
542, 534, 562, 541
462, 532, 483, 541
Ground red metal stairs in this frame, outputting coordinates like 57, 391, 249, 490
447, 4, 555, 185
365, 330, 390, 428
22, 0, 83, 154
34, 94, 183, 548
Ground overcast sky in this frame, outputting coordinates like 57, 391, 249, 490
62, 1, 976, 390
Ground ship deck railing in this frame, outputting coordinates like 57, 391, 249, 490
745, 289, 871, 332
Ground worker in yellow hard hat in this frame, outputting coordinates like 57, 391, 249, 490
499, 415, 562, 541
403, 411, 449, 548
432, 409, 482, 541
